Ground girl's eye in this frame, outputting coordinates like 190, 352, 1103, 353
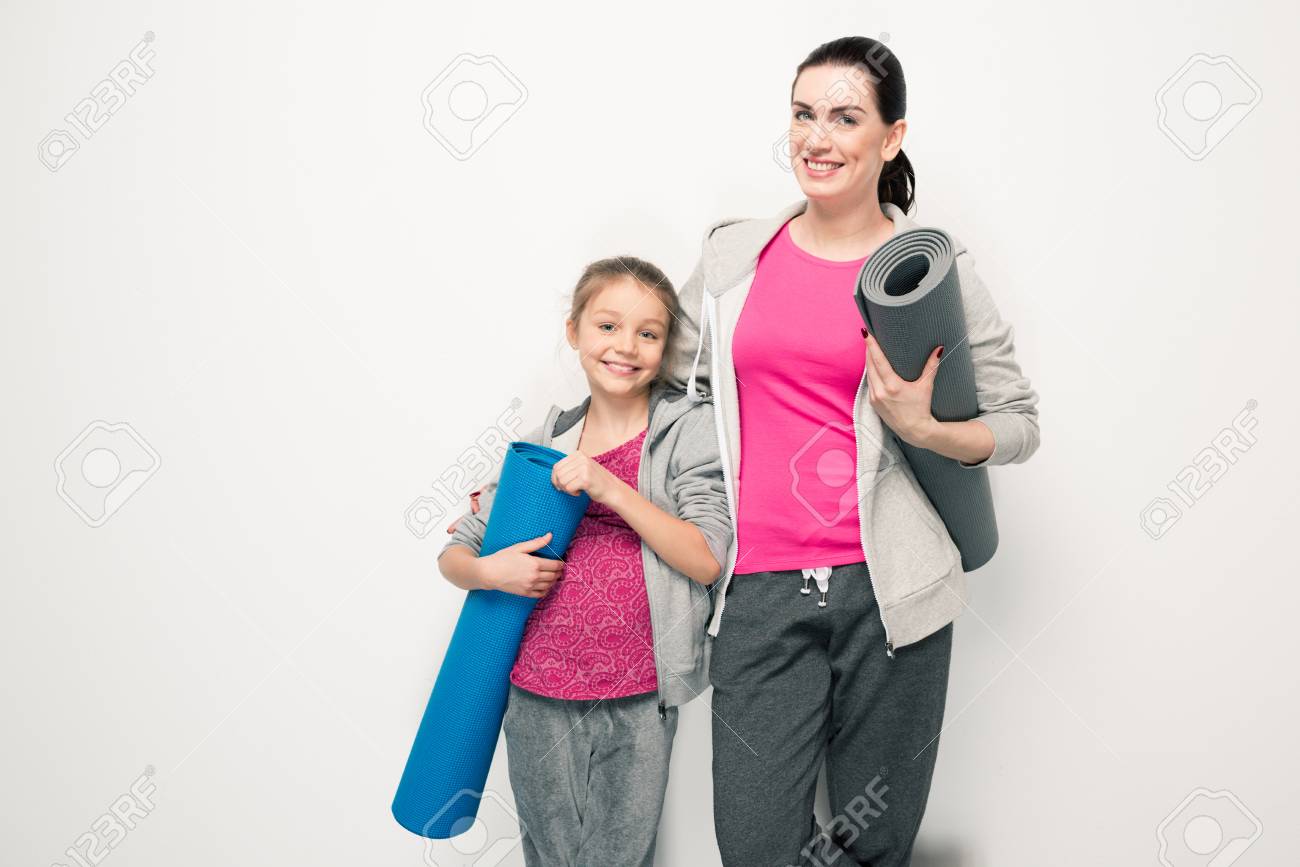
598, 323, 616, 332
640, 331, 658, 340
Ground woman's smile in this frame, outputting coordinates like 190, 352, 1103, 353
803, 156, 846, 178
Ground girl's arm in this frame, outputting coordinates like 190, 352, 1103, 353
602, 483, 722, 585
437, 534, 564, 598
550, 410, 731, 586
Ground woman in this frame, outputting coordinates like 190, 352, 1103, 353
659, 36, 1042, 866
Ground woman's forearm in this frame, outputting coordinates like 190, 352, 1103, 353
603, 480, 721, 585
438, 544, 494, 592
913, 417, 996, 466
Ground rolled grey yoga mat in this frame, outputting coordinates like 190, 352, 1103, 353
854, 226, 998, 571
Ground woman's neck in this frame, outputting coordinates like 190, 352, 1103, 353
789, 196, 894, 261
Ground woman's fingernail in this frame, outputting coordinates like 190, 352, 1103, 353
861, 327, 870, 340
938, 345, 945, 358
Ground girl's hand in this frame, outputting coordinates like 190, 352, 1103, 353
863, 330, 943, 448
478, 532, 564, 598
551, 451, 625, 505
444, 490, 482, 535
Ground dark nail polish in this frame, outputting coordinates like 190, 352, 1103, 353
938, 345, 945, 358
861, 327, 870, 339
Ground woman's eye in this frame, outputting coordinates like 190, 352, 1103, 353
838, 114, 858, 126
794, 109, 812, 121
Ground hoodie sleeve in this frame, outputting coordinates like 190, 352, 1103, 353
661, 252, 711, 398
438, 421, 546, 559
666, 403, 733, 581
951, 253, 1042, 468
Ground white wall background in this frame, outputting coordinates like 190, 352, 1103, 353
4, 1, 1298, 865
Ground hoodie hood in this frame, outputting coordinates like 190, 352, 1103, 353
698, 198, 947, 295
549, 377, 701, 448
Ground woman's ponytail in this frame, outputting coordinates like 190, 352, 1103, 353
794, 36, 916, 214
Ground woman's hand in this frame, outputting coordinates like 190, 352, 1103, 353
551, 451, 626, 505
863, 330, 943, 447
478, 532, 565, 598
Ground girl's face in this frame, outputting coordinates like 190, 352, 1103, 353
787, 63, 905, 205
566, 276, 670, 398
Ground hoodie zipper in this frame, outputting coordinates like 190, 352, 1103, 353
850, 351, 896, 658
636, 391, 669, 718
701, 280, 741, 630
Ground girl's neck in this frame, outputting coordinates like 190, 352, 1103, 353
583, 388, 650, 442
790, 195, 893, 261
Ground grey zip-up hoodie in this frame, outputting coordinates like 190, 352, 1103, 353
439, 378, 731, 712
660, 197, 1042, 656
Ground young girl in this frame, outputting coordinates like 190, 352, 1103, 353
437, 256, 733, 867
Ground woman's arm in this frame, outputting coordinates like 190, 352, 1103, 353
912, 417, 997, 466
863, 252, 1040, 468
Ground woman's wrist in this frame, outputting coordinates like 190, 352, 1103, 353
912, 417, 996, 464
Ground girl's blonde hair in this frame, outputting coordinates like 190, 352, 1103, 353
567, 256, 679, 381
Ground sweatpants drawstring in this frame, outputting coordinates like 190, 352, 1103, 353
801, 566, 832, 607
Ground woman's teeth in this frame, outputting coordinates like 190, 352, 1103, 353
806, 159, 844, 171
602, 360, 638, 374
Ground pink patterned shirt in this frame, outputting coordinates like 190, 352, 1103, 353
510, 427, 658, 700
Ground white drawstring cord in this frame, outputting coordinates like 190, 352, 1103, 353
801, 566, 832, 607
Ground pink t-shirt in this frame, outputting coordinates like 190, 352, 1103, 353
732, 221, 870, 574
510, 427, 658, 700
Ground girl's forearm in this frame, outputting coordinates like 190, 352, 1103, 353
913, 417, 996, 466
438, 545, 494, 592
603, 481, 721, 585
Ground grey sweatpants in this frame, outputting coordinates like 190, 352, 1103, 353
502, 683, 678, 867
709, 560, 954, 867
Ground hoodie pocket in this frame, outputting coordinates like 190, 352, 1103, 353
868, 462, 959, 603
656, 566, 707, 674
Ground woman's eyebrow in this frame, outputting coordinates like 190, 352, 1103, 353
792, 100, 864, 113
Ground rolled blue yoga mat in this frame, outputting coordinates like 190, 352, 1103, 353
855, 227, 999, 571
392, 441, 590, 839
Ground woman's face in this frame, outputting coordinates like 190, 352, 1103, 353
787, 63, 905, 204
566, 277, 669, 398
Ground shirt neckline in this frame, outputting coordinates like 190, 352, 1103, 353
579, 421, 648, 460
775, 219, 872, 269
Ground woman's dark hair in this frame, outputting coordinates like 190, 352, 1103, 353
793, 36, 915, 213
